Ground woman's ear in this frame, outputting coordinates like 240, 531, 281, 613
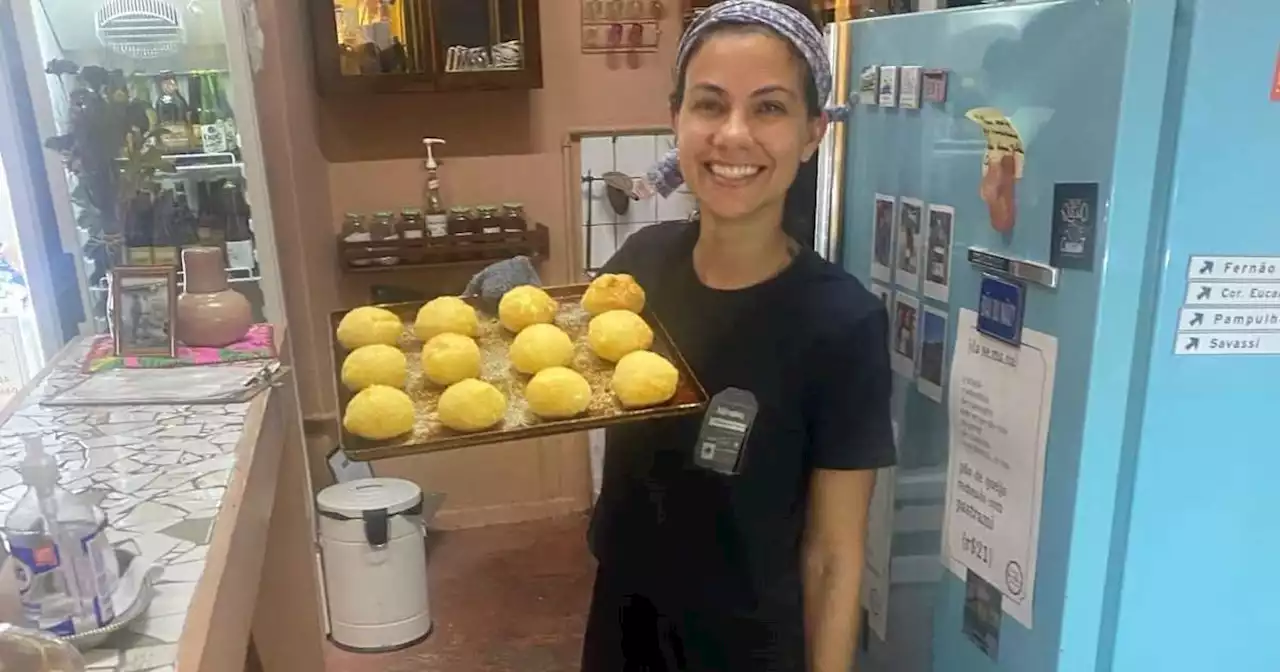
801, 115, 829, 163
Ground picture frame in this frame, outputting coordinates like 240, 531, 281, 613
110, 266, 178, 357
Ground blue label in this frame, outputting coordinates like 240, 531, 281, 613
977, 274, 1025, 346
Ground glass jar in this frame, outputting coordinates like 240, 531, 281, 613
447, 207, 474, 238
500, 202, 527, 241
475, 205, 502, 236
400, 208, 425, 240
341, 212, 373, 266
368, 211, 399, 265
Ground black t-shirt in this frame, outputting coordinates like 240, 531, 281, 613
590, 221, 897, 617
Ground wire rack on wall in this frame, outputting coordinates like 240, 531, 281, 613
581, 0, 664, 53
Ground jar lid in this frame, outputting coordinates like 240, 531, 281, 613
501, 202, 523, 209
317, 477, 423, 518
449, 206, 472, 215
401, 208, 422, 215
373, 211, 393, 217
344, 212, 362, 219
475, 205, 498, 214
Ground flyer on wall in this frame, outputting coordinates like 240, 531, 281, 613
860, 466, 896, 641
940, 308, 1057, 628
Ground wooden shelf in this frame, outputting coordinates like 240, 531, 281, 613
338, 223, 550, 272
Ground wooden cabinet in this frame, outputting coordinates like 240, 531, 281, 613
311, 0, 543, 95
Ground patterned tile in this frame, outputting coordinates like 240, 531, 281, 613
0, 341, 264, 670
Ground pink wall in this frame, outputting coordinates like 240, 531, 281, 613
256, 0, 681, 419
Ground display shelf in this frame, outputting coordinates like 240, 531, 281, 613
338, 223, 549, 272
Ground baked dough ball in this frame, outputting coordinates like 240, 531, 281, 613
611, 350, 678, 409
525, 367, 592, 419
414, 296, 478, 341
587, 310, 654, 362
341, 344, 407, 392
344, 385, 415, 440
582, 273, 646, 315
498, 285, 558, 333
421, 333, 482, 386
336, 306, 403, 350
437, 378, 507, 432
509, 323, 574, 375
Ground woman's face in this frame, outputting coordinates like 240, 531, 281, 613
674, 30, 826, 223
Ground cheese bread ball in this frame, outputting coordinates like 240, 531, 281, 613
587, 310, 654, 362
414, 296, 478, 341
335, 306, 403, 350
341, 344, 408, 392
421, 333, 482, 386
344, 385, 415, 440
611, 350, 678, 409
498, 285, 558, 333
581, 273, 646, 315
525, 367, 592, 419
509, 323, 574, 375
437, 378, 507, 432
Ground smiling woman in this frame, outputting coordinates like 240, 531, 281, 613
582, 2, 896, 671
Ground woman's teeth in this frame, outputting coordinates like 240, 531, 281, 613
708, 163, 762, 180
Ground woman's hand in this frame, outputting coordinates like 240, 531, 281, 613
802, 468, 876, 672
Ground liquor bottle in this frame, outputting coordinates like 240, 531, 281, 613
186, 72, 203, 144
154, 72, 191, 152
212, 74, 238, 152
223, 183, 256, 270
125, 191, 155, 265
422, 138, 449, 238
198, 75, 227, 153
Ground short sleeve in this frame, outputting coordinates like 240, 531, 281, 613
806, 305, 897, 470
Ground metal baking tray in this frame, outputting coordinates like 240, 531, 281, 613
329, 284, 708, 461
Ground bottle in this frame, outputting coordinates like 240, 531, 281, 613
212, 74, 239, 152
153, 72, 191, 152
2, 436, 118, 637
224, 183, 255, 271
198, 75, 227, 154
422, 138, 449, 238
340, 213, 373, 267
399, 208, 425, 240
475, 205, 501, 235
125, 192, 155, 265
500, 202, 527, 242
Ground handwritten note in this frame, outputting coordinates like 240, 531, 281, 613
965, 107, 1025, 179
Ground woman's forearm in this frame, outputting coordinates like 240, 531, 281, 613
803, 550, 865, 672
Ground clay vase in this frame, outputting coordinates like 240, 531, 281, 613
176, 246, 252, 347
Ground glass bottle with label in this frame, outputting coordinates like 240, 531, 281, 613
474, 206, 502, 236
400, 208, 425, 240
422, 138, 449, 239
153, 72, 191, 152
223, 183, 256, 270
500, 202, 527, 242
212, 74, 239, 152
447, 207, 473, 238
199, 74, 227, 153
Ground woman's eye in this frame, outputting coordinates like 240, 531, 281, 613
758, 101, 787, 115
691, 99, 722, 113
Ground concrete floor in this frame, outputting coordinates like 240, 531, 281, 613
324, 514, 594, 672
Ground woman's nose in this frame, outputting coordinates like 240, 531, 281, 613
715, 108, 753, 146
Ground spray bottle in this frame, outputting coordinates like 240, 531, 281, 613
422, 138, 448, 239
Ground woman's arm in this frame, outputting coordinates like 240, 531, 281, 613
803, 467, 877, 672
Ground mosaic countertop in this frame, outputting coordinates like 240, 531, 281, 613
0, 341, 268, 672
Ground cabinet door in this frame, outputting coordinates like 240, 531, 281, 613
314, 0, 436, 94
431, 0, 542, 90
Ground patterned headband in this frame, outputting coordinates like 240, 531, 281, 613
645, 0, 849, 198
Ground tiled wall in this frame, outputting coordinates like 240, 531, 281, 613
579, 132, 698, 273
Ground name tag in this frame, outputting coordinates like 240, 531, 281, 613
693, 388, 759, 476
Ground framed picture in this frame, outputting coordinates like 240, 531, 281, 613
110, 266, 178, 357
895, 197, 924, 291
891, 293, 920, 378
871, 194, 896, 283
924, 204, 955, 303
918, 306, 948, 402
878, 66, 899, 107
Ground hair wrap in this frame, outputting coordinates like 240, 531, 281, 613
645, 0, 849, 197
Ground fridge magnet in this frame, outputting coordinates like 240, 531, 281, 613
922, 69, 949, 103
918, 306, 947, 402
110, 266, 178, 358
871, 194, 896, 283
859, 65, 880, 105
965, 108, 1024, 233
895, 197, 924, 291
891, 293, 920, 377
963, 570, 1002, 662
899, 66, 922, 109
878, 66, 899, 107
870, 282, 892, 314
924, 204, 954, 302
1050, 183, 1099, 271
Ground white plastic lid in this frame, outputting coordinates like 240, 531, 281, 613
316, 478, 422, 519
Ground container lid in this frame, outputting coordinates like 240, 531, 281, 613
448, 206, 472, 215
501, 202, 523, 209
401, 208, 422, 215
317, 478, 422, 518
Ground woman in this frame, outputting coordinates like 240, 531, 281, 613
582, 2, 897, 671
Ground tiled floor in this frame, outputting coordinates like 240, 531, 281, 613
325, 514, 595, 672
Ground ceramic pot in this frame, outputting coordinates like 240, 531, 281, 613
176, 246, 252, 347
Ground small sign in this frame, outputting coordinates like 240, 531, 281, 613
1187, 256, 1280, 281
859, 65, 880, 105
878, 65, 899, 107
1175, 332, 1280, 355
1178, 307, 1280, 332
1183, 281, 1280, 306
922, 69, 949, 103
967, 248, 1060, 289
977, 274, 1025, 346
693, 388, 758, 475
1049, 183, 1099, 271
899, 66, 922, 109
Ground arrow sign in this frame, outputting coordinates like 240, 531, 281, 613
1196, 285, 1212, 301
1189, 312, 1204, 327
1198, 260, 1214, 275
1185, 336, 1200, 351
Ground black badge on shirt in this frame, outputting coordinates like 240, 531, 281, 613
693, 388, 759, 476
